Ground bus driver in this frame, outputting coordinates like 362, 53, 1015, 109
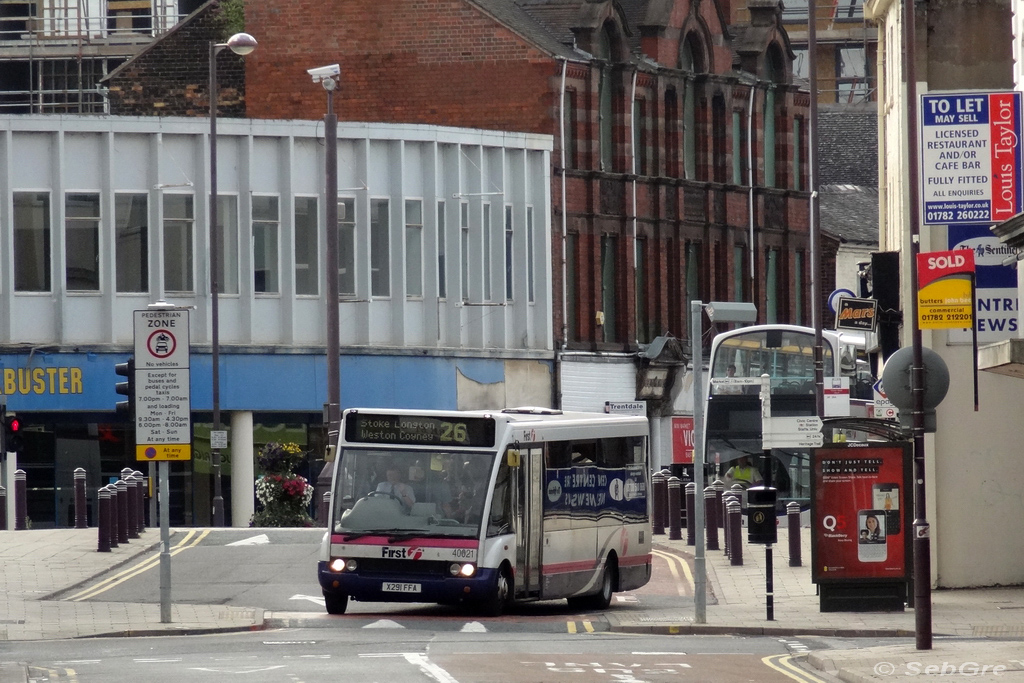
375, 464, 416, 510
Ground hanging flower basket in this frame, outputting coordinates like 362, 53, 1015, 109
250, 442, 315, 527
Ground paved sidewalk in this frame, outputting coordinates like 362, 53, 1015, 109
3, 526, 1024, 682
609, 525, 1024, 681
0, 528, 263, 642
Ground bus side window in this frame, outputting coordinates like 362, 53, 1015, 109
546, 441, 572, 468
598, 437, 628, 467
570, 441, 597, 465
488, 457, 512, 536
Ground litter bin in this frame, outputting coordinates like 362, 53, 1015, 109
747, 486, 777, 544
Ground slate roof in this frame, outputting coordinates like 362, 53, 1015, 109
819, 184, 878, 246
818, 103, 878, 187
473, 0, 586, 58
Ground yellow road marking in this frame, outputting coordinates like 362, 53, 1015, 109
652, 549, 694, 596
69, 530, 209, 601
762, 654, 828, 683
582, 620, 595, 633
567, 621, 577, 634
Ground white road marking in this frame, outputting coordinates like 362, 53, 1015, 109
289, 594, 326, 607
363, 619, 406, 629
227, 534, 270, 546
459, 621, 488, 632
404, 653, 460, 683
190, 666, 287, 674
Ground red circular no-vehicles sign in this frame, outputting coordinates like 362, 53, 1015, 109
147, 329, 177, 359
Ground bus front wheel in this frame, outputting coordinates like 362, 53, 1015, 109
480, 566, 512, 617
324, 592, 349, 615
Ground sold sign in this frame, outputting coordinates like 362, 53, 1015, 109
917, 249, 976, 329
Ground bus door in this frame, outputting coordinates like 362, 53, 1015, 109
511, 446, 543, 599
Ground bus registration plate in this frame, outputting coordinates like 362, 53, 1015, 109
383, 582, 421, 593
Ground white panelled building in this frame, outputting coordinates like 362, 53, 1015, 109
0, 114, 554, 527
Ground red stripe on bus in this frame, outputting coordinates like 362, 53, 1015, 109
330, 535, 477, 548
543, 554, 650, 575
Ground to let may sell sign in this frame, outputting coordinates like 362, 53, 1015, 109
917, 250, 976, 329
920, 91, 1023, 225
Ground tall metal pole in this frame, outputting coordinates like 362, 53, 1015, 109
209, 40, 225, 528
808, 0, 825, 417
159, 460, 171, 623
324, 86, 341, 439
691, 300, 707, 623
903, 0, 932, 650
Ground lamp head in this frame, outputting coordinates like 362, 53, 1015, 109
226, 32, 257, 56
704, 301, 757, 324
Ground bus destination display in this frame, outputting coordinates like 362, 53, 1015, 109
345, 413, 496, 448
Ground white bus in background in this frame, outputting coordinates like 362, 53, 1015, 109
704, 325, 873, 509
318, 408, 652, 615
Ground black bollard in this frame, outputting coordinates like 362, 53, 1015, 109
14, 469, 27, 530
133, 471, 146, 533
0, 484, 6, 531
652, 471, 667, 535
667, 476, 682, 540
787, 501, 802, 567
729, 499, 743, 566
125, 476, 139, 539
723, 492, 738, 558
106, 485, 119, 549
74, 468, 88, 528
115, 480, 129, 545
685, 482, 695, 546
713, 479, 725, 528
704, 486, 720, 551
97, 487, 112, 552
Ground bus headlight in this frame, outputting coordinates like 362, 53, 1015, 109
329, 558, 346, 572
346, 559, 358, 571
449, 563, 475, 577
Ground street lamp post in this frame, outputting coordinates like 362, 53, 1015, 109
209, 32, 257, 528
307, 64, 342, 447
690, 300, 757, 623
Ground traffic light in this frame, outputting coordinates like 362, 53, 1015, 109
4, 412, 22, 454
115, 356, 136, 421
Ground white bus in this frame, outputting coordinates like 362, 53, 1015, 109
318, 407, 652, 615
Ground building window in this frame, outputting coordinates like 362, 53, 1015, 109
566, 232, 578, 341
795, 251, 805, 326
635, 237, 649, 343
764, 88, 777, 188
405, 199, 423, 298
217, 195, 239, 295
437, 201, 447, 299
766, 248, 780, 323
65, 193, 100, 291
596, 24, 616, 172
666, 89, 679, 177
792, 117, 803, 191
732, 109, 746, 185
115, 193, 148, 293
370, 198, 390, 297
686, 241, 701, 339
483, 203, 492, 301
734, 244, 747, 303
526, 206, 535, 303
683, 79, 696, 180
339, 198, 355, 298
601, 234, 617, 342
633, 98, 645, 175
460, 201, 470, 301
563, 90, 576, 170
294, 196, 318, 296
505, 205, 513, 302
837, 46, 870, 104
252, 195, 279, 294
712, 95, 727, 184
13, 192, 51, 292
163, 194, 194, 293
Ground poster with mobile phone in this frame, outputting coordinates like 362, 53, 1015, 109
857, 509, 887, 562
873, 483, 900, 535
811, 443, 911, 583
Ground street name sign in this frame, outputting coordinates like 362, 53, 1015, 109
762, 415, 824, 449
133, 309, 191, 461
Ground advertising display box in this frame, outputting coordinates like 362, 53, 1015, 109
811, 442, 912, 612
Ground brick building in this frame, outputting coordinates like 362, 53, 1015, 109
105, 0, 836, 462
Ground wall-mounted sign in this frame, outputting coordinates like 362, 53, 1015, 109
916, 249, 976, 329
835, 296, 878, 332
920, 91, 1023, 226
811, 443, 911, 584
948, 225, 1020, 343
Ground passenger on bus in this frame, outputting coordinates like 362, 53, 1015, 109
375, 464, 417, 511
718, 365, 744, 395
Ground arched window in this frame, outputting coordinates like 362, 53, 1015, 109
763, 44, 787, 188
679, 34, 705, 180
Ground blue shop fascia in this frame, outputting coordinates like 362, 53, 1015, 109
0, 348, 519, 527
